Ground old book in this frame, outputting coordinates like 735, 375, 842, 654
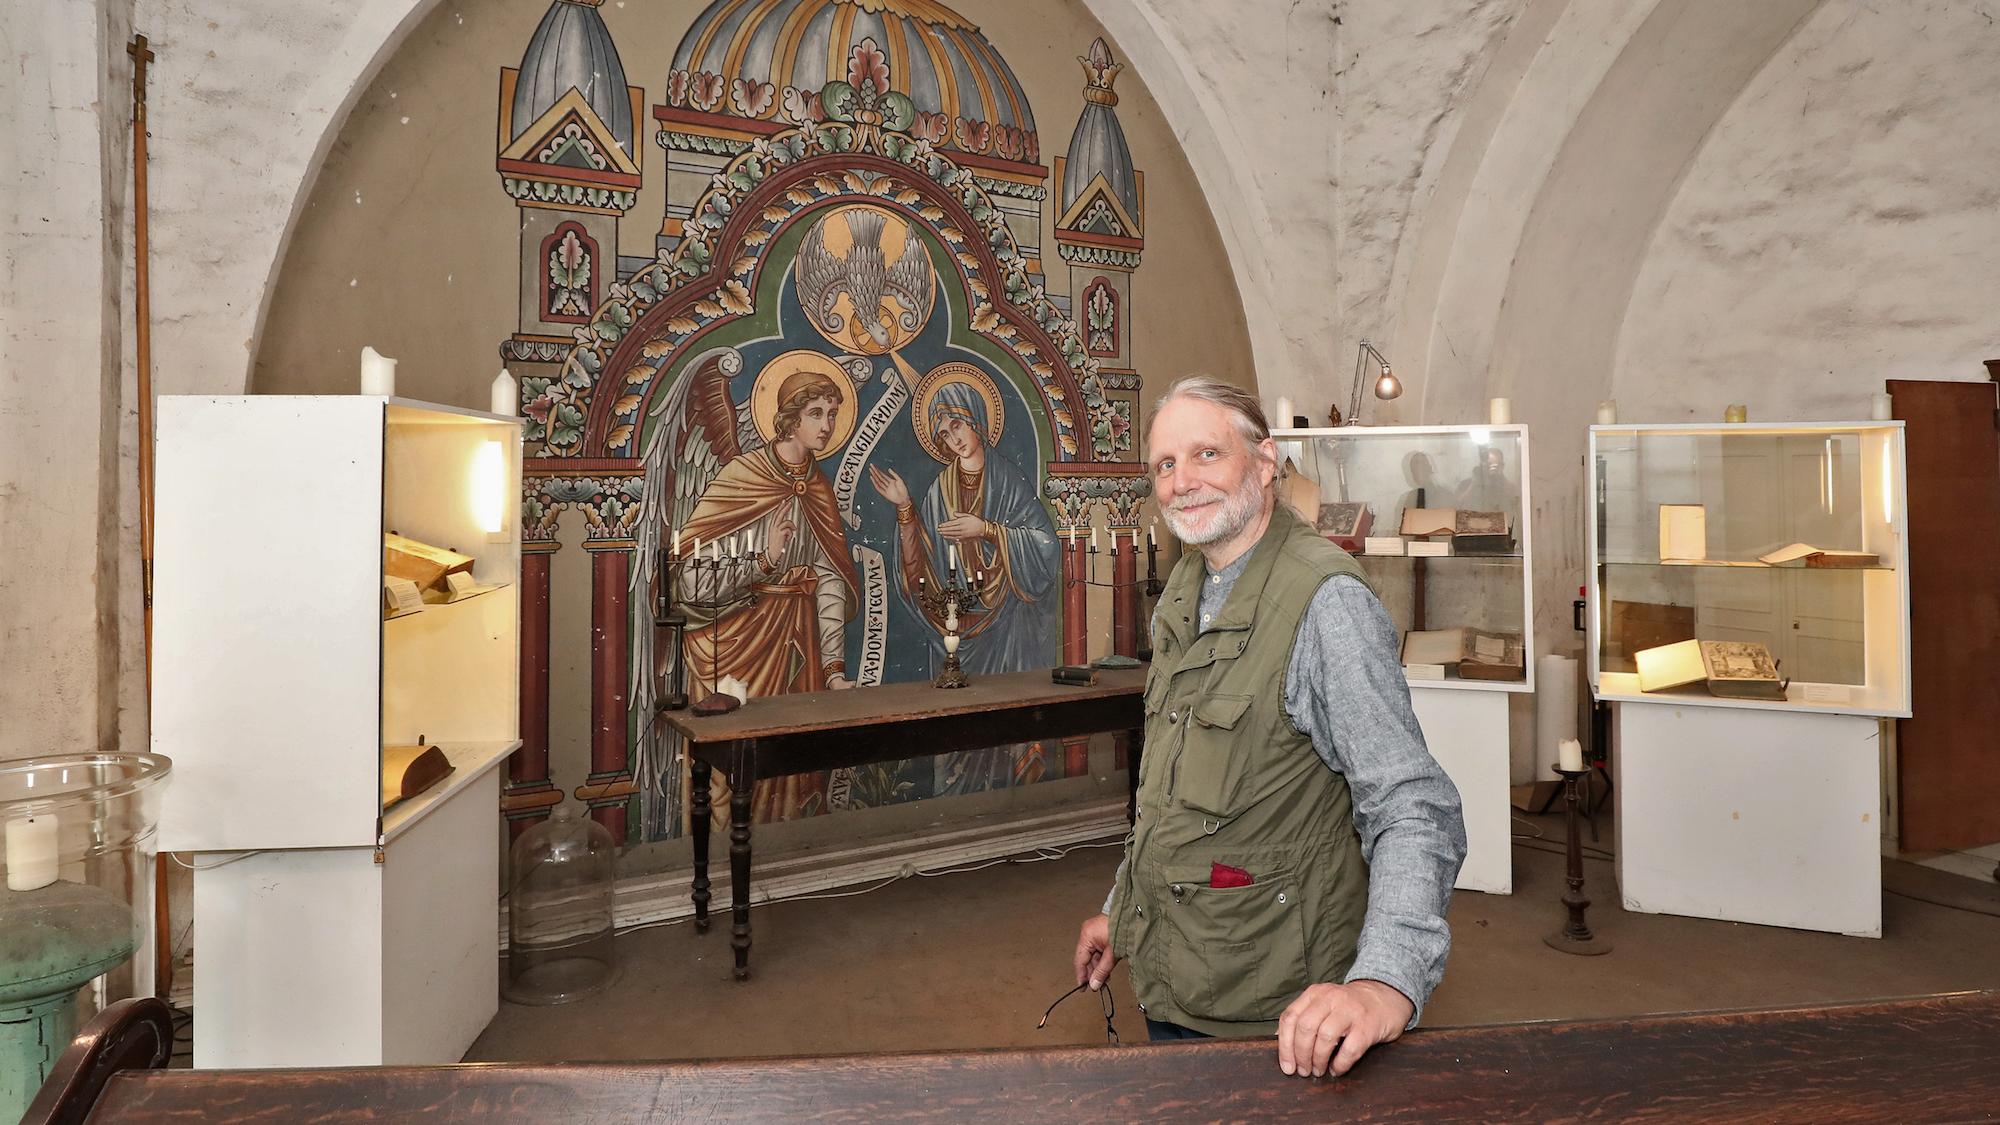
1634, 639, 1706, 692
1699, 640, 1788, 700
1403, 627, 1468, 668
1400, 508, 1458, 538
1659, 505, 1707, 561
1315, 501, 1374, 552
1757, 542, 1879, 569
1455, 510, 1510, 536
385, 532, 474, 592
1453, 509, 1514, 555
1362, 536, 1406, 556
1407, 540, 1453, 557
1458, 630, 1526, 680
382, 741, 454, 810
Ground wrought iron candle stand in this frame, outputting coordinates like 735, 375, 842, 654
1071, 531, 1165, 666
664, 544, 760, 715
914, 570, 975, 689
1543, 765, 1613, 956
653, 547, 689, 712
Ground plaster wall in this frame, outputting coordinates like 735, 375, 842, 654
1615, 0, 2000, 415
1, 0, 132, 757
12, 0, 2000, 816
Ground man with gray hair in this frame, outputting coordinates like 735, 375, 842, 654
1071, 374, 1466, 1078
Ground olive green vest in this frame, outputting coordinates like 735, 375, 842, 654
1109, 503, 1373, 1037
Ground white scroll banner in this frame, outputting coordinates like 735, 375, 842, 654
851, 542, 890, 688
827, 541, 892, 812
834, 362, 911, 529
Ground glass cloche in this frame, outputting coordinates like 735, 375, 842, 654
503, 802, 618, 1005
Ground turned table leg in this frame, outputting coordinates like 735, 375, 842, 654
690, 757, 711, 933
730, 744, 755, 980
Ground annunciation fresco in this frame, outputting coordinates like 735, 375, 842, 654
492, 0, 1163, 844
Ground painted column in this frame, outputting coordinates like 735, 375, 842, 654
581, 546, 634, 841
503, 545, 562, 837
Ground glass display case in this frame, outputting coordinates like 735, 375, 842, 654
1586, 422, 1909, 717
1274, 425, 1535, 693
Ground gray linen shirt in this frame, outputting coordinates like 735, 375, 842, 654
1105, 552, 1468, 1025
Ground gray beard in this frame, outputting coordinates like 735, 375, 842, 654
1163, 478, 1265, 547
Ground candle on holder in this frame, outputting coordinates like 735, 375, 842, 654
359, 345, 397, 396
1147, 520, 1157, 547
1595, 400, 1617, 426
6, 813, 59, 891
1274, 396, 1294, 429
1870, 392, 1894, 421
1488, 397, 1511, 426
948, 542, 960, 575
491, 368, 517, 416
1091, 526, 1100, 553
1557, 738, 1584, 773
673, 529, 682, 557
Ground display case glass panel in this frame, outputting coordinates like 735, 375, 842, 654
1587, 422, 1909, 716
1274, 425, 1534, 692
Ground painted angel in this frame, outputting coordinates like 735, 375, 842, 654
629, 346, 863, 832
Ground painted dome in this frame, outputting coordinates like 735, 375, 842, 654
1061, 39, 1136, 220
663, 0, 1039, 165
511, 0, 635, 154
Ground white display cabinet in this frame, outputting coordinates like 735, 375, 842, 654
153, 395, 522, 1065
1586, 422, 1910, 937
1273, 425, 1535, 895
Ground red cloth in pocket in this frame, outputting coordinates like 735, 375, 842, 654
1209, 862, 1254, 888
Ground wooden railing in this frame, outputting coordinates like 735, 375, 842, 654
29, 990, 2000, 1123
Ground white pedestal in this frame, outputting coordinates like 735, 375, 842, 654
1411, 686, 1511, 894
191, 745, 514, 1067
1613, 702, 1881, 936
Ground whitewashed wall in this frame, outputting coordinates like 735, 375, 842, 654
7, 0, 2000, 781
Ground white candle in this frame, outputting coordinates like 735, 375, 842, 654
949, 543, 959, 573
728, 535, 738, 558
1870, 392, 1894, 421
674, 529, 682, 557
1147, 521, 1156, 547
1091, 527, 1100, 553
1594, 400, 1617, 426
1557, 738, 1584, 773
693, 537, 701, 560
1488, 397, 1511, 426
491, 368, 517, 416
6, 813, 59, 891
1274, 396, 1294, 429
359, 345, 397, 396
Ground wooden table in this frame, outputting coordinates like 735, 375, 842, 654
661, 666, 1147, 979
33, 991, 2000, 1122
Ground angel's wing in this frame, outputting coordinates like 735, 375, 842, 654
627, 345, 753, 841
882, 221, 935, 335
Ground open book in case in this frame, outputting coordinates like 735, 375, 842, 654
153, 396, 524, 852
1273, 425, 1535, 693
1586, 421, 1910, 717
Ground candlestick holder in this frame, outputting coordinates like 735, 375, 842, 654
1069, 534, 1165, 666
668, 547, 760, 715
915, 573, 975, 688
1543, 765, 1612, 955
653, 549, 689, 712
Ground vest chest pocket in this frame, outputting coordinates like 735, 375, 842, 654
1173, 692, 1255, 820
1162, 868, 1311, 1021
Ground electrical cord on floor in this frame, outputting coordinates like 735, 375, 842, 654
613, 837, 1126, 938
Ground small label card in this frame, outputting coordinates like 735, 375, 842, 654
1363, 536, 1406, 556
1801, 683, 1852, 705
445, 570, 480, 598
1404, 663, 1447, 681
384, 576, 425, 616
1407, 540, 1453, 558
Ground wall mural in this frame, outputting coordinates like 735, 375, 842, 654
495, 0, 1155, 844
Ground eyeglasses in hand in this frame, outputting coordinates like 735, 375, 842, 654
1038, 981, 1119, 1046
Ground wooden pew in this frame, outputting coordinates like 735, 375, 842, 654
30, 990, 2000, 1123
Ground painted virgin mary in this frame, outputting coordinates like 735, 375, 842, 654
868, 367, 1060, 791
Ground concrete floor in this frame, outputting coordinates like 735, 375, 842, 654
466, 811, 2000, 1063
